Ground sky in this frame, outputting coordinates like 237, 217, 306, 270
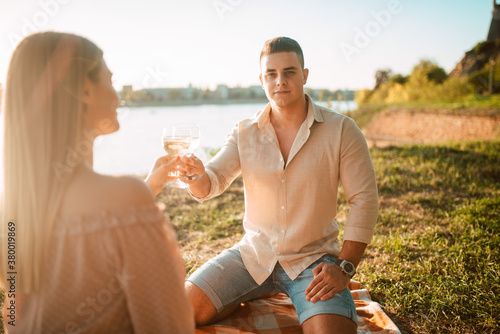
0, 0, 495, 92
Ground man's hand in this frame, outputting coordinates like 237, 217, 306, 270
178, 153, 206, 183
305, 262, 350, 303
305, 241, 368, 303
178, 153, 211, 198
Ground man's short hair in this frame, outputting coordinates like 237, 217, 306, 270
260, 37, 304, 69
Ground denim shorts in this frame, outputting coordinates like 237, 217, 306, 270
187, 247, 357, 325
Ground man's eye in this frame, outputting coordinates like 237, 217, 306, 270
267, 73, 276, 77
286, 71, 295, 76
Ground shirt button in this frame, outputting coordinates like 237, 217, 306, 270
280, 157, 283, 162
281, 179, 285, 183
281, 206, 285, 209
281, 229, 285, 234
277, 252, 281, 255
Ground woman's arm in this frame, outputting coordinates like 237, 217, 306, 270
112, 180, 194, 333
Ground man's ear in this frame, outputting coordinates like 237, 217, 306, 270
259, 73, 263, 87
302, 68, 309, 85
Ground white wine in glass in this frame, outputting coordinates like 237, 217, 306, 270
162, 126, 191, 188
163, 137, 191, 157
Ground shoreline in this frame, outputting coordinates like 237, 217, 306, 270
120, 98, 356, 108
120, 98, 269, 108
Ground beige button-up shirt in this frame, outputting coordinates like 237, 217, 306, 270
194, 95, 378, 285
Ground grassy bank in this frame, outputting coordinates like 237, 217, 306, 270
160, 140, 500, 333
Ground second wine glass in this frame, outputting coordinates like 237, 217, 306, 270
162, 124, 191, 188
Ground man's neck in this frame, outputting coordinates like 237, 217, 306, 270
270, 95, 308, 128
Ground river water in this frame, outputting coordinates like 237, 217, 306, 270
93, 100, 357, 175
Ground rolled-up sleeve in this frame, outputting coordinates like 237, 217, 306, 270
340, 118, 379, 244
190, 123, 242, 202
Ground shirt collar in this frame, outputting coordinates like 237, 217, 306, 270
252, 94, 324, 128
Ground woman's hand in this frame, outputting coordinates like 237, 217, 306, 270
144, 155, 180, 196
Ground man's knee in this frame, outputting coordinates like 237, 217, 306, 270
185, 280, 218, 326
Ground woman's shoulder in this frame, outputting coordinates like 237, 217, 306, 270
55, 201, 165, 237
59, 165, 155, 217
98, 173, 153, 206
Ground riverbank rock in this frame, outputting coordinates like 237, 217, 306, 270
363, 107, 500, 147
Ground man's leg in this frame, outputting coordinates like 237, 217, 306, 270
302, 314, 356, 334
281, 255, 358, 333
185, 247, 275, 326
185, 281, 241, 325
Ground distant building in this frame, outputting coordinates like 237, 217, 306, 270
142, 88, 170, 101
248, 85, 266, 99
118, 83, 354, 106
216, 84, 229, 100
183, 83, 194, 100
228, 86, 246, 99
121, 85, 133, 99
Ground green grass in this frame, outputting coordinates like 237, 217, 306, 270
1, 141, 498, 333
357, 141, 500, 333
157, 175, 246, 275
162, 140, 500, 333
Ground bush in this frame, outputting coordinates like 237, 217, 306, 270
368, 82, 391, 103
385, 83, 408, 103
355, 89, 373, 106
389, 74, 408, 85
436, 78, 469, 100
359, 58, 475, 105
410, 59, 448, 85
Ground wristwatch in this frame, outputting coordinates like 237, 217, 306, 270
335, 259, 356, 277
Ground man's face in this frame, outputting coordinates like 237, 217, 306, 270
259, 52, 309, 110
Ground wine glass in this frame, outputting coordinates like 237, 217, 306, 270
182, 123, 202, 181
162, 125, 191, 188
187, 123, 201, 152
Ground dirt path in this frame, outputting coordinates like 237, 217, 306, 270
362, 107, 500, 147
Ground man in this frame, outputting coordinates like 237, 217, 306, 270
180, 37, 378, 333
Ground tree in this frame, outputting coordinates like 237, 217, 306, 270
410, 59, 447, 84
374, 69, 392, 90
390, 74, 408, 85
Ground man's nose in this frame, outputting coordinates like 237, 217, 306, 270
276, 74, 287, 86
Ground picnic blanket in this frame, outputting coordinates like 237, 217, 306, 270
195, 281, 401, 334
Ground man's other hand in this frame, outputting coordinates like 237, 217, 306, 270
304, 262, 350, 303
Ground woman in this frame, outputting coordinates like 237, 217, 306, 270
0, 32, 194, 333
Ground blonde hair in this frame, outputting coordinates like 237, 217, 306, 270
1, 32, 103, 293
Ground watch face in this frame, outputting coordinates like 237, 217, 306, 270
336, 259, 356, 276
343, 262, 355, 274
